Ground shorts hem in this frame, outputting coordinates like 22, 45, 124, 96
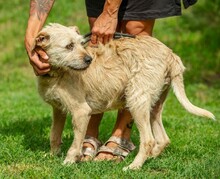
87, 7, 182, 20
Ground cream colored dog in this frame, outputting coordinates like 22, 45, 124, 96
35, 23, 215, 170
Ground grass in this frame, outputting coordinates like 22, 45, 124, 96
0, 0, 219, 178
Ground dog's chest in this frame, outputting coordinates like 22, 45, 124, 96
38, 77, 64, 108
82, 74, 127, 113
86, 94, 125, 114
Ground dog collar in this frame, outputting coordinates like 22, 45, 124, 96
82, 32, 136, 45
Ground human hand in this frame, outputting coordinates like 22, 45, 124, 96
90, 11, 118, 45
25, 35, 50, 76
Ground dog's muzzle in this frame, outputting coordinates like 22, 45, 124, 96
84, 55, 92, 64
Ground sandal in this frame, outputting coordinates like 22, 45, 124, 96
81, 135, 102, 161
94, 136, 136, 162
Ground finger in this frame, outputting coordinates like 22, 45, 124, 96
103, 35, 110, 45
88, 41, 98, 47
90, 34, 98, 44
109, 34, 114, 41
39, 56, 49, 63
31, 57, 50, 76
35, 47, 49, 61
29, 53, 50, 70
97, 36, 104, 44
32, 66, 50, 76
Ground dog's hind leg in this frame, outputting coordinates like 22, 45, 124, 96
150, 88, 170, 157
63, 104, 92, 164
50, 106, 67, 155
123, 98, 155, 170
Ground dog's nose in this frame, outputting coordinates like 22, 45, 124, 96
84, 55, 92, 64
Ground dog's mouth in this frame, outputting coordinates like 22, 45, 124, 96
67, 55, 92, 70
67, 64, 90, 71
62, 55, 92, 71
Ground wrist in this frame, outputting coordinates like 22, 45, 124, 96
25, 18, 40, 51
103, 0, 122, 17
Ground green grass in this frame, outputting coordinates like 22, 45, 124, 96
0, 0, 220, 178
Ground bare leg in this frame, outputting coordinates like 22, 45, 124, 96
94, 109, 133, 160
50, 106, 67, 155
82, 113, 103, 160
86, 113, 103, 138
121, 20, 155, 36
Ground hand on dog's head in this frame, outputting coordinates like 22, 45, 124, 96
34, 23, 92, 70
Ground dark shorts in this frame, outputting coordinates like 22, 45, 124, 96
85, 0, 197, 20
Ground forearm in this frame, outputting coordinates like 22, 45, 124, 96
102, 0, 122, 17
25, 0, 53, 75
26, 0, 55, 39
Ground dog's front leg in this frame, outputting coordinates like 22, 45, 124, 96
50, 106, 67, 155
63, 104, 91, 164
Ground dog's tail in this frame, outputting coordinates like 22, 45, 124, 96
170, 53, 215, 120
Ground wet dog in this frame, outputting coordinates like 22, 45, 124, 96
35, 23, 215, 170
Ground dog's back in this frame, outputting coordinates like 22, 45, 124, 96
79, 36, 175, 111
78, 36, 214, 119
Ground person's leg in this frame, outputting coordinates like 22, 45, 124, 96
121, 20, 155, 36
95, 19, 155, 160
82, 17, 130, 160
81, 113, 103, 161
94, 109, 133, 160
81, 17, 104, 161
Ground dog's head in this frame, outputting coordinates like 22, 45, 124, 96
35, 23, 92, 70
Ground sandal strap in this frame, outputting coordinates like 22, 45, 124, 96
105, 136, 136, 151
95, 136, 136, 160
97, 145, 129, 160
83, 135, 102, 151
82, 135, 102, 157
82, 147, 96, 158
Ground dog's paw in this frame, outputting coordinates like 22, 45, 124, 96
122, 164, 141, 171
63, 157, 76, 165
150, 141, 170, 157
150, 146, 161, 157
50, 147, 61, 156
63, 154, 82, 165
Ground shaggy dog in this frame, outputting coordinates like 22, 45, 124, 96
34, 23, 215, 170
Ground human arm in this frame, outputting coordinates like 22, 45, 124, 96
91, 0, 122, 45
24, 0, 55, 75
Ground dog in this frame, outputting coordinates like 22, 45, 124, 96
34, 23, 215, 170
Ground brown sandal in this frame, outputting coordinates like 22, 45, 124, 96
81, 135, 102, 161
94, 136, 136, 162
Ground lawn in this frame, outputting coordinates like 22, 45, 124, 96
0, 0, 219, 178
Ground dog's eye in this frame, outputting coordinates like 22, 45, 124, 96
66, 42, 74, 50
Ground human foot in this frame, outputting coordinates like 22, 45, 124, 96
94, 136, 136, 162
81, 135, 102, 161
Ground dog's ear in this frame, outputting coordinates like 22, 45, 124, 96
35, 31, 50, 49
69, 26, 80, 34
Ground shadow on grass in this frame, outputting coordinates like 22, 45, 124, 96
0, 116, 74, 153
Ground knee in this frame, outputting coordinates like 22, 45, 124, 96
123, 20, 155, 36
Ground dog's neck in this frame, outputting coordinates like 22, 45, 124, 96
40, 66, 82, 80
41, 67, 65, 78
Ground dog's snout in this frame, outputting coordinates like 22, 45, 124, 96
84, 55, 92, 64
